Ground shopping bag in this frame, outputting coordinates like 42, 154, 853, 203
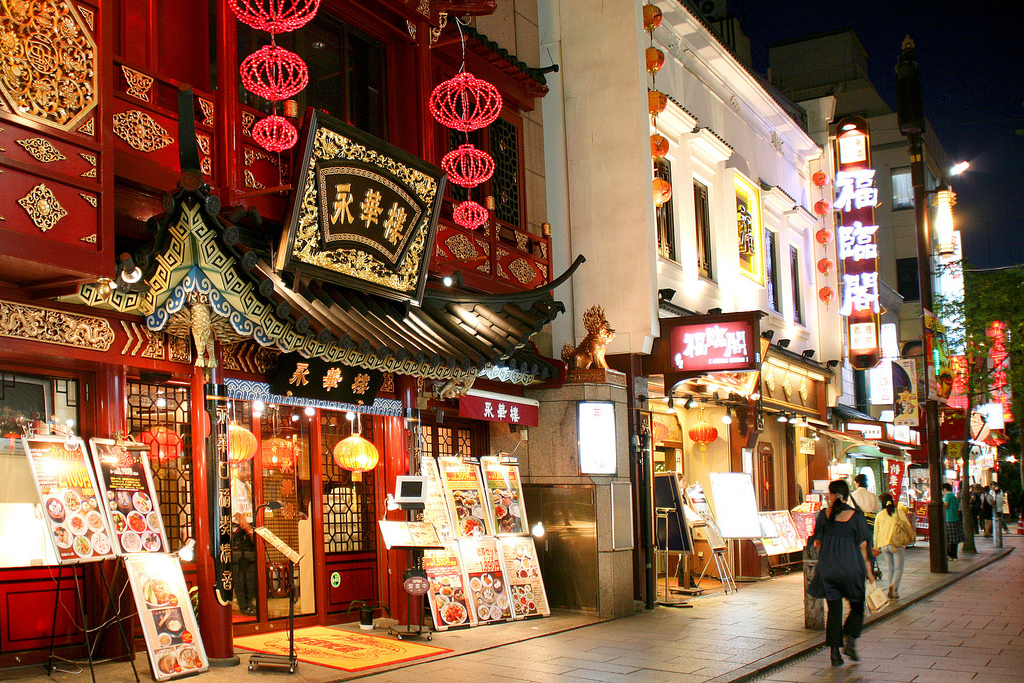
865, 581, 888, 613
891, 514, 916, 547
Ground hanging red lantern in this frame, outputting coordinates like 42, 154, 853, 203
453, 200, 490, 231
429, 72, 503, 133
815, 227, 834, 245
818, 285, 836, 304
814, 199, 831, 216
812, 170, 829, 187
651, 134, 669, 159
240, 45, 309, 101
645, 47, 665, 73
332, 434, 379, 473
653, 177, 672, 207
648, 90, 667, 115
816, 257, 836, 275
441, 144, 495, 189
227, 424, 257, 465
688, 412, 718, 452
252, 114, 298, 152
260, 436, 294, 470
138, 426, 184, 464
643, 4, 663, 31
229, 0, 321, 34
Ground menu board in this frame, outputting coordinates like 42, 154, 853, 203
423, 544, 475, 630
790, 511, 817, 542
498, 537, 550, 618
708, 472, 762, 539
438, 457, 492, 537
377, 521, 442, 549
89, 439, 168, 555
254, 526, 301, 563
458, 537, 513, 624
684, 483, 727, 550
124, 554, 209, 681
421, 457, 454, 541
758, 511, 805, 555
23, 436, 116, 564
480, 457, 528, 535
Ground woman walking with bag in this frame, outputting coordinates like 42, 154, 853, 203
874, 493, 914, 599
808, 479, 875, 667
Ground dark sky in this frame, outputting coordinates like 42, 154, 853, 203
730, 0, 1024, 268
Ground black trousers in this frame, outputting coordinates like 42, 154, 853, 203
826, 598, 864, 648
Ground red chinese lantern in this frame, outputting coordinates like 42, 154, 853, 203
645, 47, 665, 73
688, 413, 718, 452
240, 45, 309, 101
643, 4, 663, 31
229, 0, 321, 34
227, 424, 257, 465
429, 72, 503, 133
812, 170, 829, 187
441, 144, 495, 189
332, 434, 379, 473
138, 426, 184, 464
651, 134, 669, 159
453, 200, 490, 231
818, 285, 836, 305
815, 227, 834, 245
252, 115, 298, 153
653, 177, 672, 207
261, 437, 294, 470
648, 90, 667, 115
816, 257, 836, 275
814, 199, 831, 216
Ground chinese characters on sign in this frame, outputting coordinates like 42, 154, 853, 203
987, 321, 1014, 423
735, 173, 765, 285
669, 320, 757, 374
886, 460, 906, 502
270, 353, 383, 406
458, 392, 539, 427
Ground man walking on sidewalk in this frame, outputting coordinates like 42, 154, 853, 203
943, 483, 964, 560
990, 483, 1005, 548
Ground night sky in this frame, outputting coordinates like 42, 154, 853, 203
731, 0, 1024, 268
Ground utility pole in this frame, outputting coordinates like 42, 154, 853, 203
896, 37, 947, 573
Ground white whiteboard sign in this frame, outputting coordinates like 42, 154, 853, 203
709, 472, 761, 539
578, 402, 616, 474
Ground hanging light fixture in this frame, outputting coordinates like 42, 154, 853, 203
687, 408, 718, 451
229, 0, 321, 33
332, 434, 379, 473
261, 436, 294, 470
428, 72, 502, 132
251, 114, 299, 153
933, 186, 956, 255
441, 144, 495, 188
452, 199, 490, 231
227, 424, 257, 465
138, 426, 184, 463
239, 44, 309, 101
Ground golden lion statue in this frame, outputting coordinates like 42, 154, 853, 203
561, 305, 616, 370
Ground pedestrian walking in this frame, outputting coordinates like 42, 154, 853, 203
943, 483, 964, 560
873, 493, 913, 599
808, 479, 874, 667
851, 473, 881, 579
981, 485, 993, 537
990, 483, 1005, 548
970, 485, 983, 534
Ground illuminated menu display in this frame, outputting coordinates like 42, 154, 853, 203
578, 402, 616, 475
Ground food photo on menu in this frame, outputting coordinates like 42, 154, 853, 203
422, 546, 474, 630
499, 537, 550, 618
459, 538, 513, 624
90, 439, 167, 555
481, 457, 527, 535
451, 489, 488, 536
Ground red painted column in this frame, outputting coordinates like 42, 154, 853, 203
415, 20, 435, 163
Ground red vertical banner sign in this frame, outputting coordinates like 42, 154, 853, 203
835, 117, 881, 370
886, 459, 906, 502
987, 321, 1014, 422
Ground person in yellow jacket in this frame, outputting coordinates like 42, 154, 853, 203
873, 493, 914, 599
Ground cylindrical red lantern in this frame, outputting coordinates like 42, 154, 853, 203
260, 436, 294, 470
651, 134, 669, 159
643, 4, 663, 31
816, 257, 836, 275
648, 90, 667, 115
645, 47, 665, 73
815, 228, 834, 246
812, 170, 829, 187
453, 200, 490, 231
252, 114, 298, 152
818, 286, 836, 305
441, 144, 495, 189
240, 45, 309, 101
227, 424, 258, 465
814, 199, 831, 216
653, 177, 672, 207
138, 426, 184, 463
429, 72, 503, 133
332, 434, 379, 473
688, 417, 718, 452
229, 0, 321, 34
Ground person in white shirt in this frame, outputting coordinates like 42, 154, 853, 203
851, 474, 881, 578
231, 464, 257, 616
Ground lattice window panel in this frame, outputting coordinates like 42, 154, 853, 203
320, 413, 376, 554
127, 381, 192, 551
421, 425, 473, 459
491, 117, 520, 227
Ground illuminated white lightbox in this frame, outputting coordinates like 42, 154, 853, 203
578, 402, 617, 475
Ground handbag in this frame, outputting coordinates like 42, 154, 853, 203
865, 581, 888, 613
891, 512, 916, 547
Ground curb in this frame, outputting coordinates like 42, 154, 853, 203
710, 545, 1015, 683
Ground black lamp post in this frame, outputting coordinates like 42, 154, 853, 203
896, 37, 947, 574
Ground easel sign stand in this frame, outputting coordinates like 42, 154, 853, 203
652, 473, 693, 608
683, 482, 736, 594
377, 518, 441, 640
249, 525, 301, 673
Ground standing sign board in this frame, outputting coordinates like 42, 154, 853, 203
24, 436, 116, 563
479, 456, 528, 535
422, 544, 474, 630
578, 402, 616, 475
377, 521, 442, 549
89, 439, 169, 554
421, 457, 454, 541
123, 553, 209, 681
684, 483, 727, 550
758, 511, 805, 555
708, 472, 762, 539
438, 457, 492, 537
498, 537, 550, 618
458, 537, 514, 624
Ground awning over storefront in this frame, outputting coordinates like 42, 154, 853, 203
820, 428, 887, 460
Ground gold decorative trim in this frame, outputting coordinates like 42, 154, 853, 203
79, 152, 96, 166
16, 138, 66, 162
121, 65, 154, 102
241, 112, 255, 137
112, 110, 174, 152
380, 373, 395, 394
508, 258, 535, 284
78, 5, 94, 31
0, 299, 114, 351
445, 233, 478, 260
196, 134, 211, 155
515, 231, 529, 251
80, 233, 97, 243
169, 335, 191, 363
243, 170, 264, 189
77, 117, 95, 136
198, 98, 215, 126
79, 193, 97, 207
201, 157, 212, 176
18, 184, 67, 232
417, 0, 429, 16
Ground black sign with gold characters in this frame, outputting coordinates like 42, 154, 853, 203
269, 352, 384, 406
277, 110, 445, 304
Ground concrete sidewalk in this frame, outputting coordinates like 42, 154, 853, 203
5, 536, 1015, 683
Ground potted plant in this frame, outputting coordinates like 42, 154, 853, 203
346, 600, 390, 630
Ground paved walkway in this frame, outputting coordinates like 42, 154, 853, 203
7, 536, 1015, 683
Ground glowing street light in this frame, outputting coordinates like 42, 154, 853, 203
933, 186, 956, 256
949, 161, 970, 176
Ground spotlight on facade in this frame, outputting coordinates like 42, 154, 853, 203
531, 521, 545, 538
949, 161, 970, 176
777, 413, 788, 423
177, 538, 196, 563
721, 410, 733, 425
304, 406, 316, 417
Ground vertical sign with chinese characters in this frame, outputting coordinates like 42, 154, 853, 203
886, 460, 906, 501
987, 321, 1014, 423
835, 117, 881, 370
206, 385, 233, 603
735, 173, 765, 285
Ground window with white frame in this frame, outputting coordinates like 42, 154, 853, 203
891, 166, 913, 210
694, 179, 713, 279
765, 230, 781, 313
790, 245, 803, 325
655, 158, 676, 261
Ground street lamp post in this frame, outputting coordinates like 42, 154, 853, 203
896, 37, 947, 574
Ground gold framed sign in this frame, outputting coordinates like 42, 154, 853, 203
277, 110, 446, 303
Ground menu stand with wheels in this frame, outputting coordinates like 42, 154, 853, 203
389, 560, 433, 641
249, 506, 300, 674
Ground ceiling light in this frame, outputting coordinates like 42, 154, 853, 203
721, 411, 733, 425
777, 414, 788, 423
304, 406, 316, 417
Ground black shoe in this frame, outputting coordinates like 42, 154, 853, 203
844, 636, 859, 662
830, 647, 843, 666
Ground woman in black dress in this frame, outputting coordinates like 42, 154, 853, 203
808, 479, 875, 666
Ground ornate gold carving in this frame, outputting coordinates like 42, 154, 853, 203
515, 231, 529, 251
241, 112, 255, 137
169, 334, 191, 363
508, 258, 535, 284
0, 1, 97, 131
417, 0, 430, 16
16, 138, 66, 162
496, 262, 508, 279
18, 184, 67, 231
799, 379, 809, 405
243, 169, 263, 189
78, 5, 94, 31
77, 117, 94, 136
79, 152, 96, 166
121, 65, 153, 102
380, 373, 395, 394
196, 134, 210, 155
112, 110, 173, 152
201, 157, 212, 176
120, 320, 164, 359
0, 299, 113, 351
766, 369, 776, 393
80, 233, 96, 243
540, 242, 548, 259
79, 192, 96, 207
783, 374, 793, 399
445, 234, 478, 261
405, 20, 416, 40
561, 305, 615, 370
198, 98, 214, 126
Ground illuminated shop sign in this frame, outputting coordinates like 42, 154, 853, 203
735, 173, 764, 285
987, 321, 1014, 422
669, 319, 757, 373
835, 117, 881, 369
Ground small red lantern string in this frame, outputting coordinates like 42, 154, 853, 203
441, 144, 495, 189
229, 0, 321, 34
239, 45, 309, 101
429, 72, 503, 133
252, 115, 298, 153
452, 200, 490, 231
